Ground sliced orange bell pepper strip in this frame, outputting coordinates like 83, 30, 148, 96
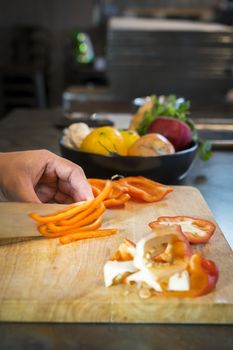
31, 179, 119, 245
59, 229, 119, 245
115, 176, 173, 202
73, 217, 103, 232
89, 178, 130, 208
89, 178, 128, 199
38, 224, 61, 238
91, 185, 101, 197
38, 216, 103, 239
30, 200, 92, 224
104, 193, 131, 208
88, 178, 106, 188
89, 178, 128, 194
59, 180, 112, 225
31, 180, 111, 226
47, 203, 106, 233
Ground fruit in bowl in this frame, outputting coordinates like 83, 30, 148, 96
79, 126, 128, 156
128, 133, 175, 156
64, 124, 176, 157
60, 95, 201, 181
130, 95, 211, 160
148, 117, 193, 152
61, 94, 209, 160
119, 130, 140, 148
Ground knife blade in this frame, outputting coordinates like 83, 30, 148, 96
0, 202, 67, 239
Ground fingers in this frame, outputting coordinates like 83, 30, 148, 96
46, 155, 94, 203
67, 167, 94, 202
53, 191, 74, 204
35, 182, 56, 203
0, 150, 93, 204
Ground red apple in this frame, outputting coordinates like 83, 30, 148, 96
147, 117, 193, 151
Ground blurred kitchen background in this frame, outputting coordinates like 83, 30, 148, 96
1, 0, 233, 118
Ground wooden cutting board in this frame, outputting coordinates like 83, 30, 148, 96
0, 186, 232, 324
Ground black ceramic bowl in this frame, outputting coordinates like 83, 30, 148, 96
60, 140, 198, 184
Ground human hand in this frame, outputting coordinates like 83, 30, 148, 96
0, 150, 93, 203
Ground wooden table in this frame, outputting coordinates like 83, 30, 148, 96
0, 108, 232, 349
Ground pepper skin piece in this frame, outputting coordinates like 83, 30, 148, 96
115, 176, 173, 202
152, 254, 219, 298
149, 216, 216, 244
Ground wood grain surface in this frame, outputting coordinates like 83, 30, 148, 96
0, 186, 232, 323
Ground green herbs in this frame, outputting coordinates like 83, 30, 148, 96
136, 95, 212, 161
198, 140, 212, 161
137, 95, 190, 135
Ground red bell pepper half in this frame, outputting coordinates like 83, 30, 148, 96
149, 216, 216, 244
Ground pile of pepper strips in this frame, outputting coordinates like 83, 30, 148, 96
31, 176, 215, 244
30, 176, 219, 297
30, 176, 172, 244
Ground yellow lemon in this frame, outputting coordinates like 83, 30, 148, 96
80, 126, 128, 156
120, 130, 140, 149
